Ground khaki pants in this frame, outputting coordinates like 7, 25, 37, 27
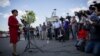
42, 30, 47, 39
39, 31, 42, 39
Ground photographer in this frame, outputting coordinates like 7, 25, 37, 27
66, 13, 71, 22
85, 3, 100, 56
75, 11, 83, 22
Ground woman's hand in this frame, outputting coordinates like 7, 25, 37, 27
18, 24, 22, 27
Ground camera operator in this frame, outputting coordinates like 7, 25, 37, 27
66, 13, 71, 22
75, 11, 83, 22
93, 1, 100, 15
85, 3, 100, 56
21, 19, 28, 40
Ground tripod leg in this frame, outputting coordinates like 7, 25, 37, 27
34, 45, 44, 52
24, 29, 44, 53
24, 41, 30, 52
31, 41, 44, 52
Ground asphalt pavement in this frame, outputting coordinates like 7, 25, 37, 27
0, 36, 93, 56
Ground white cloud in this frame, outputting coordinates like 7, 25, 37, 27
0, 10, 42, 28
17, 10, 45, 27
0, 0, 10, 7
70, 7, 87, 13
16, 10, 26, 23
0, 13, 3, 16
0, 10, 25, 19
0, 12, 11, 20
87, 0, 100, 6
31, 16, 45, 27
0, 10, 25, 31
69, 7, 88, 16
0, 10, 26, 24
3, 13, 11, 18
17, 10, 26, 19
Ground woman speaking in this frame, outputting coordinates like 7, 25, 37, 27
8, 9, 20, 56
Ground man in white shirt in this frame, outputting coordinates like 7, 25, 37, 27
53, 19, 61, 40
38, 24, 42, 39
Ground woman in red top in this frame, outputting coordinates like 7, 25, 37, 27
8, 9, 20, 56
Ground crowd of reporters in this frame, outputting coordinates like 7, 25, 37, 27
22, 1, 100, 56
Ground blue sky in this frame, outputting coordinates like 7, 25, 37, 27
0, 0, 98, 31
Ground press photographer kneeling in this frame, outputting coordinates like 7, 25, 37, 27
84, 2, 100, 56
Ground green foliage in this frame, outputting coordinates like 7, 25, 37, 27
22, 10, 36, 24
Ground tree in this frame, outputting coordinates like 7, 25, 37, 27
22, 10, 36, 24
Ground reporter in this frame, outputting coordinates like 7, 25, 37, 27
85, 4, 100, 56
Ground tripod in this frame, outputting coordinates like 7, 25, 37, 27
24, 27, 44, 53
21, 19, 43, 53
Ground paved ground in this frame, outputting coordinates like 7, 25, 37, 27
0, 36, 93, 56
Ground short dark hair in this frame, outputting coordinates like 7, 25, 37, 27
11, 9, 18, 14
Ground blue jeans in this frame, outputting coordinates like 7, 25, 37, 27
85, 41, 100, 56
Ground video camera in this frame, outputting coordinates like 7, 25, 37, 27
20, 19, 28, 27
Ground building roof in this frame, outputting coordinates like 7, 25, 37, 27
46, 16, 59, 22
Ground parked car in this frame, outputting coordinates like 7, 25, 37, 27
0, 33, 9, 38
